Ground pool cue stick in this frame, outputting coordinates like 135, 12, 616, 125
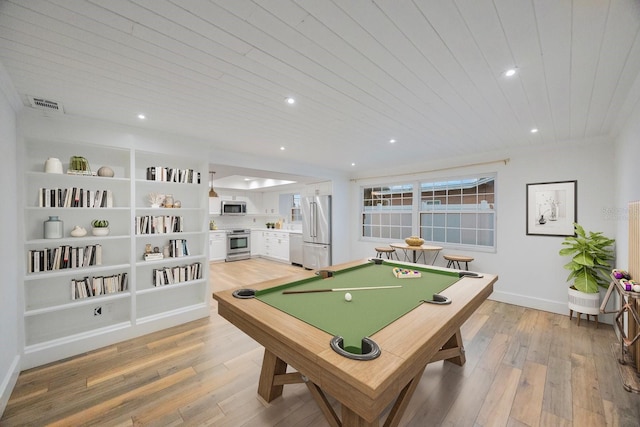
283, 285, 401, 294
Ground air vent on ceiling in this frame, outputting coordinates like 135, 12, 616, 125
27, 96, 64, 114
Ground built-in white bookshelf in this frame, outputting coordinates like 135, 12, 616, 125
21, 139, 209, 368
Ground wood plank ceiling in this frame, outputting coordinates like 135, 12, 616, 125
1, 0, 639, 173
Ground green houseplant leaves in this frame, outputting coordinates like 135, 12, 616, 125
559, 223, 615, 293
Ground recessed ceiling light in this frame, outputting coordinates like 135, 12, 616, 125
137, 113, 146, 119
280, 146, 285, 150
504, 68, 517, 77
389, 139, 396, 143
530, 128, 538, 133
285, 97, 295, 105
351, 162, 356, 166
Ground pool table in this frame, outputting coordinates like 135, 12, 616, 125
213, 259, 497, 426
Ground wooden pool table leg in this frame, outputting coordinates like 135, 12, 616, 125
383, 365, 427, 427
257, 349, 288, 402
429, 329, 466, 366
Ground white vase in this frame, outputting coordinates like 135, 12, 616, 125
44, 157, 63, 174
568, 286, 600, 315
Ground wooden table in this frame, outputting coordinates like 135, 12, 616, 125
390, 242, 443, 264
213, 259, 497, 426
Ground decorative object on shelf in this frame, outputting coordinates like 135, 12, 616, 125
44, 215, 63, 239
68, 156, 91, 175
164, 194, 174, 208
173, 200, 181, 208
144, 245, 164, 261
405, 236, 424, 246
70, 226, 87, 237
91, 219, 110, 236
209, 220, 217, 230
44, 157, 63, 174
209, 171, 218, 198
147, 192, 165, 208
163, 245, 170, 258
97, 166, 115, 177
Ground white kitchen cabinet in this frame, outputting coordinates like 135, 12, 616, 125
243, 193, 262, 214
208, 196, 220, 214
263, 231, 289, 262
305, 181, 332, 196
209, 231, 226, 262
262, 192, 279, 215
251, 230, 263, 256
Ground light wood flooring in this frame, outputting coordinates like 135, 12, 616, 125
2, 258, 640, 426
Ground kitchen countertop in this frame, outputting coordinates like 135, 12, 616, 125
209, 228, 301, 234
252, 228, 302, 234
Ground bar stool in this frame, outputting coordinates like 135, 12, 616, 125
375, 247, 397, 260
444, 254, 474, 270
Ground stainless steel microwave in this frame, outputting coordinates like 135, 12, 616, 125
221, 200, 247, 215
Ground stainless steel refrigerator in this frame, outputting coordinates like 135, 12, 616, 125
302, 195, 332, 269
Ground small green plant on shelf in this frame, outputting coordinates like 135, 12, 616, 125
91, 219, 110, 236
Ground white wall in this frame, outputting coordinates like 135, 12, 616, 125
613, 100, 640, 270
349, 139, 617, 318
0, 68, 20, 415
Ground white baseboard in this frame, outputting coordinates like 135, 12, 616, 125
489, 291, 614, 325
0, 355, 21, 418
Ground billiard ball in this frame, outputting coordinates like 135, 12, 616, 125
633, 284, 640, 293
345, 292, 352, 302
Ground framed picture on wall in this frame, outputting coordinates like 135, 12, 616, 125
526, 180, 577, 237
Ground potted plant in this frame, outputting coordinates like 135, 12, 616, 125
559, 223, 615, 321
92, 219, 110, 236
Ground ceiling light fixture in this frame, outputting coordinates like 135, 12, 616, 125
389, 139, 396, 143
286, 97, 295, 105
504, 68, 517, 77
280, 146, 285, 150
351, 162, 356, 166
137, 113, 146, 119
530, 128, 539, 133
209, 171, 218, 198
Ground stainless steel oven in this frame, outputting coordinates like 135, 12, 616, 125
226, 229, 251, 261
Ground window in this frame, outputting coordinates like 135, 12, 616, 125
291, 194, 301, 222
420, 176, 495, 248
360, 175, 496, 250
361, 184, 413, 239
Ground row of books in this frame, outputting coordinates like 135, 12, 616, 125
146, 167, 200, 184
71, 273, 128, 300
136, 215, 184, 234
169, 239, 190, 257
37, 188, 114, 208
153, 262, 202, 287
28, 244, 102, 273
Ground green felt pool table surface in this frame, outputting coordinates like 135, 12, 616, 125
255, 260, 461, 353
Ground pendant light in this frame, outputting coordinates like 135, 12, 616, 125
209, 171, 218, 198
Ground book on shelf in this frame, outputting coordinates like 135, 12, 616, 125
71, 272, 128, 300
144, 252, 164, 261
145, 167, 200, 184
28, 244, 102, 273
38, 187, 113, 208
169, 239, 190, 257
152, 262, 201, 287
135, 215, 184, 234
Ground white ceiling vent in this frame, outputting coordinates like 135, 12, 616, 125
27, 96, 64, 114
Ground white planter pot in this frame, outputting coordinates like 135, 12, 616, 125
568, 286, 600, 315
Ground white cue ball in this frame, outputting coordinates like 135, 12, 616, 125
633, 284, 640, 292
344, 292, 352, 302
